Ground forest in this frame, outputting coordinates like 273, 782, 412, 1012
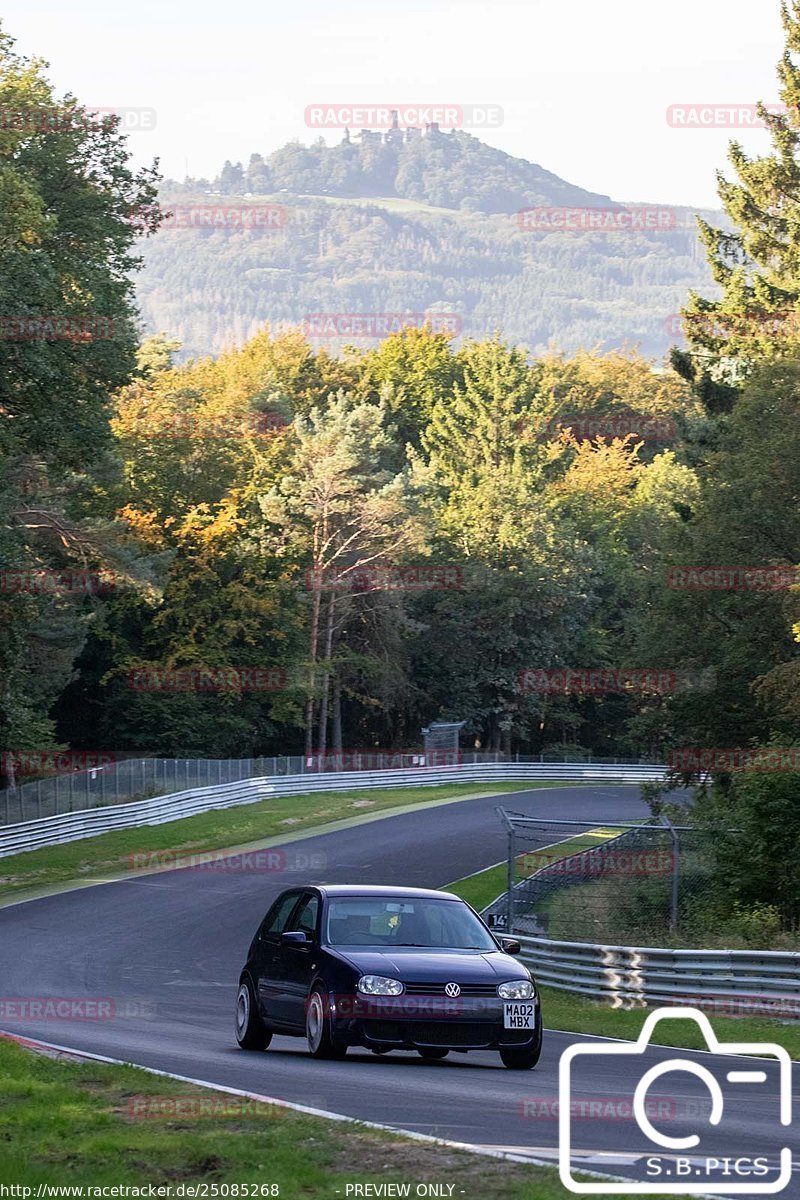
1, 7, 800, 928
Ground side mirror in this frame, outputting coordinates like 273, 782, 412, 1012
281, 930, 310, 946
500, 937, 521, 955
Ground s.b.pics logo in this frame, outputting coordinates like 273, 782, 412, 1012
559, 1008, 792, 1194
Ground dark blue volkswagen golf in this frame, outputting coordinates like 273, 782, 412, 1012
235, 884, 542, 1069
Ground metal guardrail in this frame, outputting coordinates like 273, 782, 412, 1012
0, 761, 666, 859
515, 934, 800, 1018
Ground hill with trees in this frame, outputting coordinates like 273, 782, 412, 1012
137, 131, 721, 360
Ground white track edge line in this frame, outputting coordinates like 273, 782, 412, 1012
0, 1026, 719, 1193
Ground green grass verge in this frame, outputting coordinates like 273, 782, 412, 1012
446, 854, 800, 1060
0, 781, 550, 902
0, 1037, 675, 1198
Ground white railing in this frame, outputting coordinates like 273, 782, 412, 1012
0, 761, 665, 859
515, 934, 800, 1017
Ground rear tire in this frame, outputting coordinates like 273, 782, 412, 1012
499, 1028, 542, 1070
235, 978, 272, 1050
418, 1047, 449, 1061
306, 988, 347, 1060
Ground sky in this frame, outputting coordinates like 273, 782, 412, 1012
3, 0, 788, 208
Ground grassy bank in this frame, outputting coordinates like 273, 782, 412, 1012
0, 780, 550, 902
0, 1036, 675, 1198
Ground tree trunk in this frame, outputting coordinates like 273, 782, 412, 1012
332, 676, 342, 752
304, 580, 321, 759
317, 591, 336, 757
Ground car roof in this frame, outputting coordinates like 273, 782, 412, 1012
314, 884, 461, 901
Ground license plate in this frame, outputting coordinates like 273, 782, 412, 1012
503, 1001, 536, 1029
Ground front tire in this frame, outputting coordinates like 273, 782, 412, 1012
306, 988, 347, 1060
418, 1047, 449, 1061
235, 978, 272, 1050
499, 1028, 542, 1070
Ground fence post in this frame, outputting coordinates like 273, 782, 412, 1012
660, 815, 680, 932
507, 823, 515, 932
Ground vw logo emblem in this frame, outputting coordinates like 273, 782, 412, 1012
444, 982, 461, 998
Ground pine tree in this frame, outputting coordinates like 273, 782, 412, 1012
679, 1, 800, 384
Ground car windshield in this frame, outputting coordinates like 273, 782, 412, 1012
325, 896, 497, 949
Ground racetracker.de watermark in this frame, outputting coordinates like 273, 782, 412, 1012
0, 569, 117, 595
667, 103, 788, 128
127, 666, 286, 692
666, 310, 800, 340
516, 668, 709, 696
311, 993, 503, 1019
0, 316, 115, 341
153, 204, 286, 231
540, 412, 676, 442
519, 848, 674, 877
304, 750, 462, 771
0, 997, 155, 1020
666, 565, 798, 591
520, 1095, 678, 1120
149, 411, 287, 438
304, 564, 464, 592
304, 103, 503, 129
0, 106, 157, 132
663, 994, 800, 1020
517, 207, 677, 233
300, 313, 462, 337
667, 747, 800, 772
126, 1095, 285, 1120
0, 750, 116, 779
127, 848, 326, 873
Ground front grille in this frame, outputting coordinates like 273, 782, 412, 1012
362, 1019, 498, 1047
411, 1021, 496, 1046
364, 1020, 403, 1042
360, 1018, 534, 1049
403, 982, 498, 997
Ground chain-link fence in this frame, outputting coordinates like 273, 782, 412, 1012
486, 808, 718, 946
0, 751, 661, 826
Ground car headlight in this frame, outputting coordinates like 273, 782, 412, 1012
498, 979, 535, 999
357, 975, 405, 996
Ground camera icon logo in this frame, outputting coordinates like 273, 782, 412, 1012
559, 1007, 792, 1194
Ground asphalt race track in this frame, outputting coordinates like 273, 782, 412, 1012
1, 785, 797, 1194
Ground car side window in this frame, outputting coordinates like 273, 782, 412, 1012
260, 892, 301, 939
287, 894, 319, 939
